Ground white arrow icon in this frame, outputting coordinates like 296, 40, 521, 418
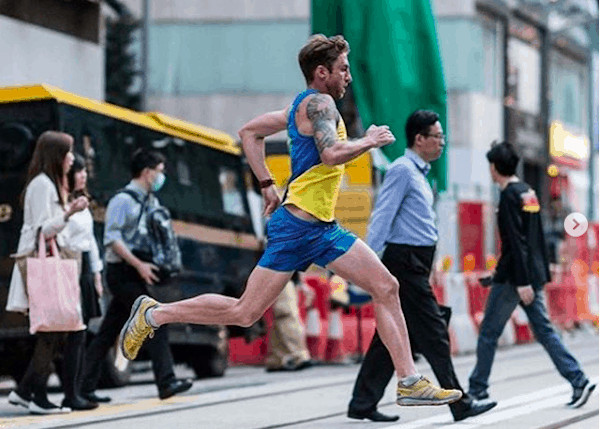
564, 213, 588, 238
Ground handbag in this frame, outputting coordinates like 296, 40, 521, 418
26, 233, 85, 334
8, 228, 81, 314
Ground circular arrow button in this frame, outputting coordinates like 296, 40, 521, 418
564, 212, 588, 238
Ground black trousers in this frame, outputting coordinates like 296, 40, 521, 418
349, 244, 472, 418
17, 332, 67, 401
81, 263, 175, 393
63, 251, 100, 400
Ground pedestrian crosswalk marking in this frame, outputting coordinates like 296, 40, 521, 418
384, 378, 598, 429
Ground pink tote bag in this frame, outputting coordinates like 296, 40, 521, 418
26, 234, 85, 334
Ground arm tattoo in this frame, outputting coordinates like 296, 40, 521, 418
306, 94, 339, 153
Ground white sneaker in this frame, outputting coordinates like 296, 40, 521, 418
28, 400, 71, 415
8, 391, 29, 408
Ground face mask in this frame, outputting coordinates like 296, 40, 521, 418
152, 172, 166, 192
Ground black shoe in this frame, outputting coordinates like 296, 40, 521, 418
453, 399, 497, 421
293, 359, 315, 371
567, 380, 596, 408
266, 366, 295, 372
62, 395, 99, 411
159, 379, 193, 400
266, 360, 297, 372
82, 392, 111, 403
347, 409, 400, 422
29, 398, 71, 415
8, 391, 30, 408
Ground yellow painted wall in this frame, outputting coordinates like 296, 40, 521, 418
265, 152, 373, 239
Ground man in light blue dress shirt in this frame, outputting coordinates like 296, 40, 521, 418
348, 110, 497, 422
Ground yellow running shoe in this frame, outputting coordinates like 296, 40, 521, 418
119, 295, 158, 360
397, 376, 463, 406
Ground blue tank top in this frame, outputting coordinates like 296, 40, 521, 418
283, 89, 347, 222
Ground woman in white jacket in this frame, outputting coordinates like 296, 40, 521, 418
6, 131, 88, 415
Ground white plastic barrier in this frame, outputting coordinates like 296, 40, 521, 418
446, 273, 479, 354
588, 275, 599, 319
443, 273, 517, 354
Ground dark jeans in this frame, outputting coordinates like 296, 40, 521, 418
81, 263, 175, 393
468, 282, 587, 395
349, 244, 472, 418
17, 332, 67, 402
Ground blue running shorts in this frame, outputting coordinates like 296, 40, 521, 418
258, 206, 357, 272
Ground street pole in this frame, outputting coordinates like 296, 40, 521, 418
587, 22, 598, 221
140, 0, 149, 111
540, 24, 551, 217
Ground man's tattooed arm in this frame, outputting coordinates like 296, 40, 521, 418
305, 93, 394, 165
306, 94, 340, 153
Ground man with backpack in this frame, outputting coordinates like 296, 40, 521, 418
81, 149, 192, 403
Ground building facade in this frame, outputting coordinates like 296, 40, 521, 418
0, 0, 105, 99
124, 0, 310, 141
434, 0, 598, 270
130, 0, 597, 270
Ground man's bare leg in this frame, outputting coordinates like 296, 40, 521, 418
152, 267, 293, 327
327, 239, 417, 378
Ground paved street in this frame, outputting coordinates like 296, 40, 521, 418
0, 330, 597, 429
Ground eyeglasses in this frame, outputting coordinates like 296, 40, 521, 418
424, 133, 446, 140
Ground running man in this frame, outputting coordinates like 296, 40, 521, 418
119, 34, 462, 407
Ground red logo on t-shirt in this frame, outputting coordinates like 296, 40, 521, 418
521, 190, 540, 213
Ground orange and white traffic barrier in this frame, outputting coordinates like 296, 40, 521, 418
305, 307, 321, 359
324, 308, 344, 362
588, 275, 599, 324
510, 305, 531, 344
439, 271, 517, 354
445, 273, 479, 354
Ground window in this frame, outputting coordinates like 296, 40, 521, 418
219, 167, 246, 216
437, 15, 503, 98
507, 38, 541, 115
148, 21, 309, 95
550, 52, 587, 129
438, 19, 483, 92
176, 159, 192, 186
480, 14, 503, 98
60, 105, 253, 233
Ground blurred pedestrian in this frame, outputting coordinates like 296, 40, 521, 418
7, 131, 88, 414
80, 149, 191, 403
348, 111, 497, 422
265, 272, 314, 372
468, 141, 596, 408
119, 34, 461, 409
59, 154, 102, 410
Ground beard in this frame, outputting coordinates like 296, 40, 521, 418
327, 82, 346, 100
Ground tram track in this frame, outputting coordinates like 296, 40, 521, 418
46, 343, 597, 429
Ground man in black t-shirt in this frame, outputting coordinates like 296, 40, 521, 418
467, 141, 595, 409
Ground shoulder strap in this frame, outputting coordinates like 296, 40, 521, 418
116, 188, 150, 226
287, 89, 319, 140
117, 188, 143, 204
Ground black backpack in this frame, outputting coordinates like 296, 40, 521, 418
118, 189, 182, 278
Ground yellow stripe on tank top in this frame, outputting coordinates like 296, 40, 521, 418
283, 119, 348, 222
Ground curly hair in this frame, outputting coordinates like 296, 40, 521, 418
298, 34, 350, 84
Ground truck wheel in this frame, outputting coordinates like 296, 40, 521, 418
188, 345, 228, 379
98, 345, 132, 388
